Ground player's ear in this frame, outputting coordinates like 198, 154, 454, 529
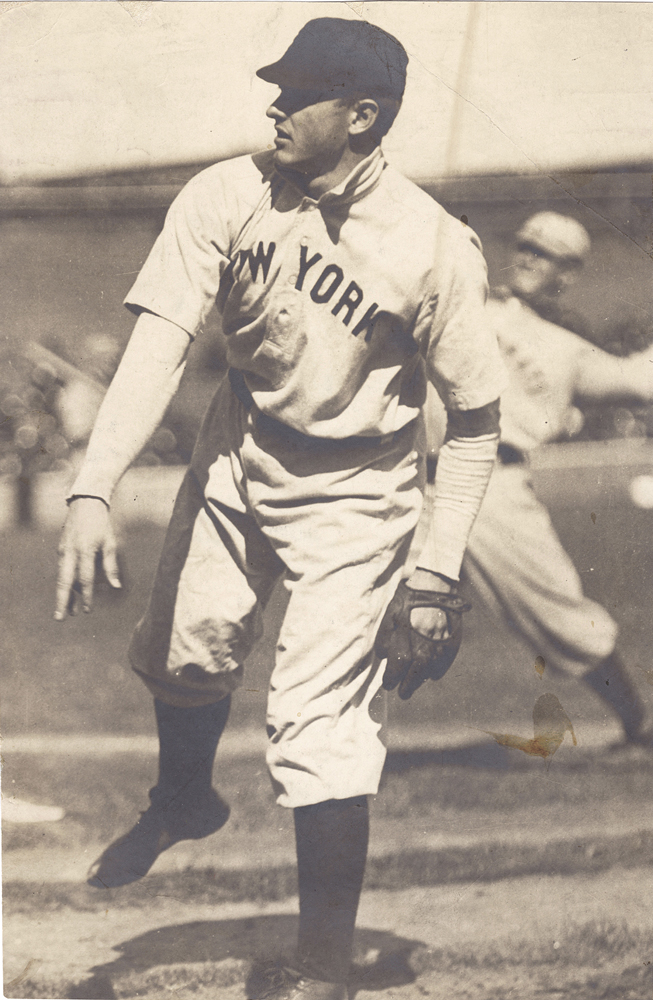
348, 98, 380, 137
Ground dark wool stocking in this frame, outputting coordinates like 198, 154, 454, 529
150, 695, 231, 809
293, 795, 369, 983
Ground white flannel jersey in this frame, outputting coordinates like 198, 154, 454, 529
126, 147, 505, 439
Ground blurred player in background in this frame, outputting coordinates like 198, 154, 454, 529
492, 211, 593, 338
432, 211, 652, 747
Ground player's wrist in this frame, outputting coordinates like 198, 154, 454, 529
67, 473, 115, 510
66, 494, 111, 511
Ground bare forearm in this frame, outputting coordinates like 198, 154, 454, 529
70, 313, 191, 501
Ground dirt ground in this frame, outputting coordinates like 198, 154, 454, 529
4, 870, 653, 999
4, 735, 653, 1000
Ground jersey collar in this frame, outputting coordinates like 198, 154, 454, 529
317, 146, 386, 208
275, 146, 386, 212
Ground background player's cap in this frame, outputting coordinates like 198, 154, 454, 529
256, 17, 408, 102
516, 212, 591, 264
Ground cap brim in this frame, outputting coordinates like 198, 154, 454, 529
256, 61, 283, 84
256, 60, 329, 91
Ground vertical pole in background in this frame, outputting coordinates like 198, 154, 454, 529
16, 474, 33, 526
442, 2, 481, 179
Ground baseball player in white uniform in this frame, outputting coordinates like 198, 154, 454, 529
444, 212, 651, 746
55, 19, 505, 999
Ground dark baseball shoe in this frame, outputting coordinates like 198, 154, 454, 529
87, 788, 230, 888
248, 966, 347, 1000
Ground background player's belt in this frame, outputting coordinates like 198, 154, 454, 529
496, 442, 526, 465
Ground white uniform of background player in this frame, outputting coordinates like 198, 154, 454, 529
429, 212, 652, 745
55, 19, 504, 1000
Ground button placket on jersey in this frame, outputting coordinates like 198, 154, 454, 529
288, 200, 322, 286
281, 200, 318, 290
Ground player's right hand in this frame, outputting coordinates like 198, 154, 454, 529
54, 498, 121, 620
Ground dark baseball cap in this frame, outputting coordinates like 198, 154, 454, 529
256, 17, 408, 102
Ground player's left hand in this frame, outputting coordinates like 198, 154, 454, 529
375, 571, 471, 699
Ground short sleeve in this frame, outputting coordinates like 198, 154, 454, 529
124, 167, 234, 338
419, 219, 507, 411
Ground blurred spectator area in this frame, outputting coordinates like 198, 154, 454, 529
0, 157, 651, 479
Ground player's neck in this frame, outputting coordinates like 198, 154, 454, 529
286, 147, 371, 200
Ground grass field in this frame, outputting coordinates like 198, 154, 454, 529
2, 459, 653, 740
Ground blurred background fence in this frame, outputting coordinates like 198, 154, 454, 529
0, 158, 651, 528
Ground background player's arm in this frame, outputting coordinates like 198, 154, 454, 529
574, 342, 653, 403
55, 312, 192, 620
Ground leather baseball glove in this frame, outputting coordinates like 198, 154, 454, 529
375, 579, 471, 700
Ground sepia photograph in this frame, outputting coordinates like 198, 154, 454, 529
1, 2, 652, 998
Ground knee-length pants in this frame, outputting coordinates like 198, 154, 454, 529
129, 375, 424, 808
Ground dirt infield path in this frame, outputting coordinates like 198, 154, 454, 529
5, 869, 653, 999
4, 732, 653, 998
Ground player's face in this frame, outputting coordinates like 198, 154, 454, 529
266, 88, 354, 177
509, 241, 571, 302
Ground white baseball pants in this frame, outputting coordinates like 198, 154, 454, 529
129, 374, 424, 807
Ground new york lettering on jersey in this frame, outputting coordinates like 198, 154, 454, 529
227, 239, 382, 342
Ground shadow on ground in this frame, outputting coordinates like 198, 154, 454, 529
58, 915, 424, 999
384, 737, 653, 774
386, 741, 515, 772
